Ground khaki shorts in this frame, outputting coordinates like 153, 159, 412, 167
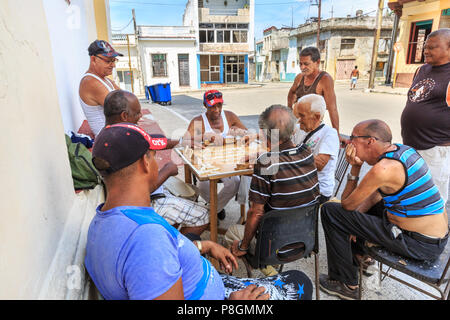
417, 145, 450, 204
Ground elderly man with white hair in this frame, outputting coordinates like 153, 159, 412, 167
293, 94, 340, 203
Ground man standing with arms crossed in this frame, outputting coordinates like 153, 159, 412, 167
401, 28, 450, 207
287, 47, 340, 137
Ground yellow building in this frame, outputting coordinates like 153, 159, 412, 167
388, 0, 450, 87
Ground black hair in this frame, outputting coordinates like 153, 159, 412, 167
104, 90, 130, 118
300, 47, 321, 62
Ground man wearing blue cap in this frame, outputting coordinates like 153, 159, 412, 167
79, 39, 123, 136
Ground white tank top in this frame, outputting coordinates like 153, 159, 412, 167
201, 110, 230, 137
79, 73, 115, 137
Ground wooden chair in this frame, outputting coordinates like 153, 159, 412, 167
359, 241, 450, 300
242, 203, 321, 299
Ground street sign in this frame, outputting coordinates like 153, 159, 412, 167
393, 42, 402, 52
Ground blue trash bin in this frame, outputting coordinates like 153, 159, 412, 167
146, 85, 158, 103
155, 82, 171, 105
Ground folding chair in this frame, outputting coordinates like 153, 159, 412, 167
359, 241, 450, 300
242, 203, 321, 299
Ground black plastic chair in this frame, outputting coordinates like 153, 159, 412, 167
359, 241, 450, 300
333, 146, 350, 198
242, 203, 321, 299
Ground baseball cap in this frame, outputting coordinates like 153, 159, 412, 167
92, 123, 167, 175
203, 90, 223, 107
88, 39, 123, 58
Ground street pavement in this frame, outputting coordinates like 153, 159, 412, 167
140, 81, 448, 300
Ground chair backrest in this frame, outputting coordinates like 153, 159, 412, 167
333, 146, 350, 197
246, 203, 320, 268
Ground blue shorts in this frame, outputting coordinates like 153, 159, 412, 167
351, 77, 358, 84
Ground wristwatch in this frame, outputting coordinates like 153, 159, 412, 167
347, 173, 359, 182
194, 240, 202, 253
238, 240, 249, 252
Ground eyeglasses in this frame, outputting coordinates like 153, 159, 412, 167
205, 92, 222, 101
349, 135, 379, 141
96, 55, 118, 64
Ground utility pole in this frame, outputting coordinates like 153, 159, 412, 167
132, 8, 145, 96
385, 10, 400, 85
317, 0, 321, 46
368, 0, 384, 89
126, 34, 134, 93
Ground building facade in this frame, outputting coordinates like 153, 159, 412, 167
258, 26, 294, 82
388, 0, 450, 88
287, 14, 395, 82
112, 25, 198, 96
183, 0, 255, 87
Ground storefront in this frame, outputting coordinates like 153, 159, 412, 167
198, 54, 248, 85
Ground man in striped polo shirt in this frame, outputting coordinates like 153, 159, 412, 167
319, 119, 448, 300
225, 105, 320, 275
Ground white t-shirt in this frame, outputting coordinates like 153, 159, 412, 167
292, 124, 339, 197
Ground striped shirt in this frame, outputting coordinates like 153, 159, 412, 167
379, 144, 445, 217
249, 141, 320, 211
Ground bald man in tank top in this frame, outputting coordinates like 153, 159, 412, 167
287, 47, 340, 138
79, 40, 122, 136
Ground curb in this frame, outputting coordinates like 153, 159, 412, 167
365, 88, 407, 96
172, 83, 265, 95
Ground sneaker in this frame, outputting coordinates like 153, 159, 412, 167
319, 274, 359, 300
260, 265, 278, 277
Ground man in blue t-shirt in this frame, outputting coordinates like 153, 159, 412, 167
85, 123, 313, 300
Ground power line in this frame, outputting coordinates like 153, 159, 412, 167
111, 17, 133, 31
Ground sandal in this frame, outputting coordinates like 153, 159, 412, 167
355, 254, 375, 277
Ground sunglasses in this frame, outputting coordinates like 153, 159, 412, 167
96, 55, 118, 64
349, 135, 379, 141
205, 92, 222, 101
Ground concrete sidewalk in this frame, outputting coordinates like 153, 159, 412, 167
139, 93, 445, 301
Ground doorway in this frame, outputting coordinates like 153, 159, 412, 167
178, 54, 190, 87
336, 59, 356, 80
224, 55, 245, 83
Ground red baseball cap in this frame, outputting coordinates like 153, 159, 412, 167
203, 90, 223, 107
92, 123, 167, 175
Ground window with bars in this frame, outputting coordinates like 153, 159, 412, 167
200, 55, 220, 82
199, 23, 248, 44
407, 20, 433, 64
152, 54, 167, 77
340, 38, 355, 50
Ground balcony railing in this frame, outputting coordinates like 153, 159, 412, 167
209, 8, 239, 16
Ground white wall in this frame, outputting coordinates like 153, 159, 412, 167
140, 40, 198, 91
0, 0, 104, 299
43, 0, 98, 135
287, 37, 300, 74
0, 0, 76, 298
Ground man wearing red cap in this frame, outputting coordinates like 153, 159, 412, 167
182, 90, 249, 219
79, 40, 122, 137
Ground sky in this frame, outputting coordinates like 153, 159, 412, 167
109, 0, 390, 41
